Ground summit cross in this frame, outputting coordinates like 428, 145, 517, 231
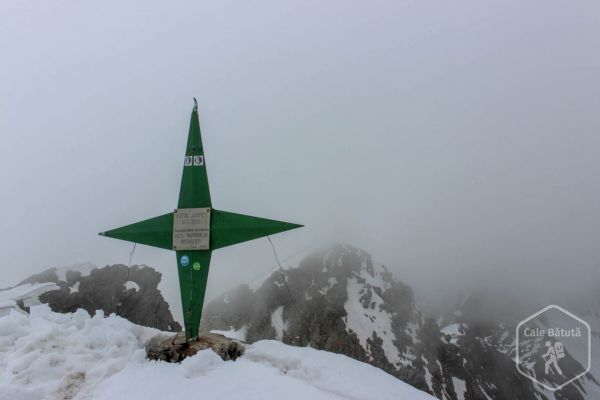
100, 100, 302, 340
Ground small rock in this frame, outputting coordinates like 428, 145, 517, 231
146, 332, 245, 363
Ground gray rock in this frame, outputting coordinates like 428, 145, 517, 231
19, 264, 181, 332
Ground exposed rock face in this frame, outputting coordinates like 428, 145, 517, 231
19, 264, 181, 332
201, 244, 598, 400
203, 244, 452, 395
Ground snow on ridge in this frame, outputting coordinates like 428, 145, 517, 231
358, 264, 391, 291
422, 356, 433, 392
271, 306, 288, 340
0, 306, 435, 400
243, 340, 435, 400
344, 277, 402, 366
318, 277, 338, 295
53, 262, 97, 282
441, 323, 465, 336
0, 305, 166, 400
211, 325, 248, 342
441, 323, 466, 345
452, 377, 467, 400
0, 282, 60, 316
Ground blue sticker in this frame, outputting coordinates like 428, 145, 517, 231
180, 255, 190, 267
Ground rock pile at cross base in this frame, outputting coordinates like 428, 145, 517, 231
146, 332, 244, 362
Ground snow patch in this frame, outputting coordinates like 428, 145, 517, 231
359, 262, 391, 291
0, 305, 166, 400
243, 341, 435, 400
480, 386, 494, 400
0, 283, 60, 316
124, 281, 140, 292
271, 306, 288, 340
69, 281, 80, 294
452, 377, 467, 400
318, 277, 338, 296
422, 356, 432, 392
441, 323, 466, 345
211, 325, 247, 342
0, 307, 435, 400
344, 277, 402, 366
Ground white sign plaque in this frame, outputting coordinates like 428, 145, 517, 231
172, 207, 210, 250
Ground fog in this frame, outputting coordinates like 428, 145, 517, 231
1, 1, 599, 323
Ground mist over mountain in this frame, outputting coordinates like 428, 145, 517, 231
202, 244, 600, 400
3, 243, 598, 399
1, 2, 599, 400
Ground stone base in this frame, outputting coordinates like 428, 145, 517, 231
146, 332, 245, 363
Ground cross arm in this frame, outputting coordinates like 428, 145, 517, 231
209, 209, 303, 250
99, 212, 174, 250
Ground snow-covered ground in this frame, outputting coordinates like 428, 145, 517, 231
0, 283, 60, 317
0, 305, 434, 400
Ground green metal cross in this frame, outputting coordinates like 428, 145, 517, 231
99, 100, 302, 341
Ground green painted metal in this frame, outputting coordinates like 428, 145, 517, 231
178, 104, 211, 209
99, 212, 173, 250
100, 100, 302, 341
210, 209, 302, 250
176, 250, 211, 340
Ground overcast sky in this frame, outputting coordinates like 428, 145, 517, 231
1, 1, 599, 321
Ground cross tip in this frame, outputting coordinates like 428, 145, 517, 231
193, 97, 198, 111
98, 232, 106, 236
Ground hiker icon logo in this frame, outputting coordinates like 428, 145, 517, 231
516, 305, 590, 391
542, 340, 565, 375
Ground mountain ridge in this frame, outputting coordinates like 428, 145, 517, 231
202, 243, 598, 400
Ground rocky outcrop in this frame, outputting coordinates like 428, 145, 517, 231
18, 264, 181, 332
202, 244, 452, 395
201, 244, 599, 400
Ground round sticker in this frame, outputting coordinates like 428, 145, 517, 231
192, 262, 201, 271
180, 255, 190, 267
